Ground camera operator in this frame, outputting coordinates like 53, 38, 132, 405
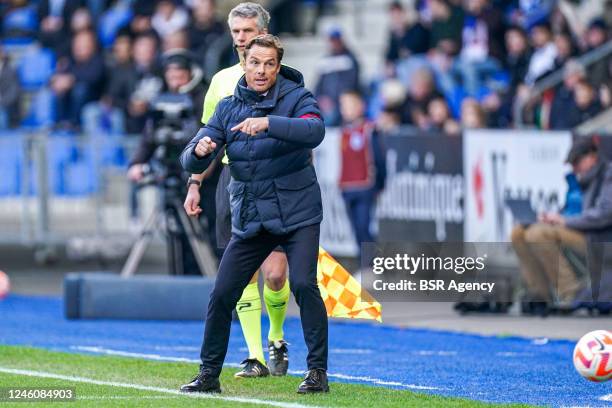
127, 51, 221, 275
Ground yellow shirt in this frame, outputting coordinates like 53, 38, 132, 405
201, 63, 244, 165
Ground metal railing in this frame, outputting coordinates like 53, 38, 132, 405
514, 39, 612, 128
0, 130, 140, 248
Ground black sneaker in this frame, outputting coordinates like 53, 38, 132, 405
297, 368, 329, 394
180, 368, 221, 393
268, 340, 289, 376
234, 358, 270, 378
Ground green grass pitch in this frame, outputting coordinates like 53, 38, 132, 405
0, 345, 533, 407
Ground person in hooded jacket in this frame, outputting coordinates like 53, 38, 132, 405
179, 34, 329, 395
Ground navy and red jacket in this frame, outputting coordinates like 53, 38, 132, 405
180, 65, 325, 239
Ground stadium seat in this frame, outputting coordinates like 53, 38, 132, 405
17, 48, 56, 91
21, 87, 56, 128
2, 6, 37, 42
0, 135, 23, 196
98, 5, 133, 48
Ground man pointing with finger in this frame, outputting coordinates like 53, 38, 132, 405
180, 34, 329, 394
184, 3, 291, 379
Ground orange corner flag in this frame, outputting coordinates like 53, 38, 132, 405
317, 246, 382, 322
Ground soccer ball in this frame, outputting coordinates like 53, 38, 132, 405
573, 330, 612, 382
0, 270, 9, 299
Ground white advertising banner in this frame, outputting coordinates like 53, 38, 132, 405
313, 128, 358, 256
463, 129, 573, 242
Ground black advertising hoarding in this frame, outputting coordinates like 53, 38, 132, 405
377, 131, 464, 242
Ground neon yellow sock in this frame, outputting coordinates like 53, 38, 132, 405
263, 280, 290, 342
236, 282, 265, 365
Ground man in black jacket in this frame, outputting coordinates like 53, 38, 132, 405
511, 138, 612, 309
179, 34, 329, 394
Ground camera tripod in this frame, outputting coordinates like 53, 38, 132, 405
121, 176, 217, 277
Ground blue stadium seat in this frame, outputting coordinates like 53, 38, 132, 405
98, 6, 133, 48
21, 87, 56, 128
2, 6, 38, 41
17, 48, 56, 91
0, 135, 23, 196
86, 134, 128, 168
64, 161, 97, 195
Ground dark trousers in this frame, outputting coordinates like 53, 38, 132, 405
199, 223, 328, 377
342, 189, 375, 250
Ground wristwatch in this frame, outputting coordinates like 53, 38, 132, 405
187, 177, 201, 188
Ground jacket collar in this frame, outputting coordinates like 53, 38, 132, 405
235, 75, 281, 108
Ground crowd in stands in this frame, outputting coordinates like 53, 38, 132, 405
0, 0, 331, 133
313, 0, 612, 132
1, 0, 611, 134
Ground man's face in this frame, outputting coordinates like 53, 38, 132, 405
133, 37, 157, 67
165, 66, 191, 91
229, 16, 265, 54
531, 27, 550, 48
505, 30, 527, 55
573, 153, 598, 177
339, 93, 364, 123
244, 44, 280, 93
73, 32, 95, 62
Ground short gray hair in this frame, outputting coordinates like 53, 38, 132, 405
227, 2, 270, 31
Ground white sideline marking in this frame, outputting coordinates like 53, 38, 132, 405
413, 350, 457, 356
152, 346, 200, 352
71, 345, 442, 391
329, 348, 373, 355
323, 373, 441, 391
600, 394, 612, 401
0, 367, 321, 408
495, 352, 534, 357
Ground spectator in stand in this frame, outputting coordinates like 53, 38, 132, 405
338, 90, 386, 259
460, 97, 486, 128
81, 33, 132, 135
558, 0, 606, 43
549, 60, 586, 130
400, 67, 443, 126
377, 106, 402, 135
0, 46, 20, 129
51, 30, 106, 129
429, 0, 464, 56
130, 0, 155, 36
426, 96, 461, 135
151, 0, 189, 40
524, 21, 557, 86
584, 19, 610, 89
163, 29, 190, 52
70, 7, 94, 34
552, 31, 577, 70
453, 0, 505, 96
493, 25, 531, 126
38, 0, 84, 58
570, 80, 603, 126
314, 28, 361, 126
124, 32, 164, 133
385, 1, 429, 65
188, 0, 225, 59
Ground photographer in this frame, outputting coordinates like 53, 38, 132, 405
127, 51, 221, 274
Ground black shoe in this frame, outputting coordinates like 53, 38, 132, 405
234, 358, 270, 378
297, 368, 329, 394
268, 340, 289, 376
180, 368, 221, 393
